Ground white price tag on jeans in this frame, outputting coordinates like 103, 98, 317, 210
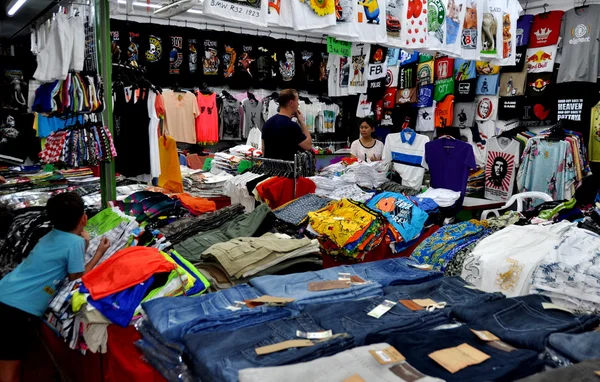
542, 302, 574, 314
296, 330, 333, 339
367, 300, 397, 318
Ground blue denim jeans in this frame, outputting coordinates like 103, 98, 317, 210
366, 324, 544, 382
303, 291, 450, 346
142, 284, 294, 343
351, 258, 443, 286
548, 332, 600, 362
183, 313, 354, 382
383, 276, 505, 315
250, 266, 383, 308
451, 294, 600, 351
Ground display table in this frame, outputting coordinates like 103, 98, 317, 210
40, 323, 165, 382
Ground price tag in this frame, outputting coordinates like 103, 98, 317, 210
429, 343, 490, 373
470, 329, 500, 342
367, 300, 397, 318
308, 280, 350, 291
255, 340, 313, 355
326, 36, 352, 57
344, 374, 366, 382
369, 346, 405, 365
296, 330, 333, 339
542, 302, 574, 314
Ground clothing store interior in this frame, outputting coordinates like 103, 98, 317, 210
2, 0, 600, 380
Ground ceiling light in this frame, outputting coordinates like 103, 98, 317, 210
187, 8, 202, 13
7, 0, 28, 16
116, 0, 161, 8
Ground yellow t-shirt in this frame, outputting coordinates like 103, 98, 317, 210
158, 135, 184, 193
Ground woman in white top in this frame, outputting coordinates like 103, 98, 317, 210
350, 118, 384, 161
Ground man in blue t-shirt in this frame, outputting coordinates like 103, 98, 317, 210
262, 89, 313, 161
0, 193, 110, 382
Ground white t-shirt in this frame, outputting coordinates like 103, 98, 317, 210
461, 0, 483, 60
323, 0, 360, 39
147, 91, 161, 179
462, 223, 570, 297
480, 0, 504, 59
319, 103, 340, 133
420, 188, 461, 206
427, 0, 449, 52
351, 139, 385, 161
278, 0, 294, 28
246, 127, 262, 150
382, 130, 430, 188
328, 54, 350, 97
484, 136, 520, 201
442, 0, 467, 56
203, 0, 269, 26
355, 0, 388, 44
416, 106, 435, 132
493, 0, 522, 66
356, 94, 372, 117
291, 0, 337, 30
386, 0, 405, 47
349, 43, 371, 95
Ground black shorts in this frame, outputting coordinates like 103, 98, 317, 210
0, 302, 36, 360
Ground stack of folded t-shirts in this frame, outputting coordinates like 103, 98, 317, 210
183, 172, 234, 198
211, 153, 243, 175
273, 194, 333, 226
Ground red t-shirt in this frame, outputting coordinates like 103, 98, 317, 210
529, 11, 564, 47
435, 57, 455, 80
383, 88, 397, 109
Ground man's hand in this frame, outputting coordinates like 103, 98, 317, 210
295, 109, 306, 127
97, 237, 110, 255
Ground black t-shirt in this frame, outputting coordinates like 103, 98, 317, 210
262, 114, 306, 160
276, 40, 298, 89
255, 38, 277, 90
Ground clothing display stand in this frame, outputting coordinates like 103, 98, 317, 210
249, 155, 299, 198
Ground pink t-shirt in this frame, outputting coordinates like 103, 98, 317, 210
196, 93, 219, 145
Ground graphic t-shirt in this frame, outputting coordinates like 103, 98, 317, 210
219, 97, 243, 141
526, 72, 553, 97
327, 54, 350, 97
232, 41, 258, 90
242, 98, 264, 134
356, 93, 373, 117
417, 61, 434, 87
291, 0, 337, 30
402, 0, 429, 49
479, 0, 504, 59
221, 38, 239, 83
590, 101, 600, 162
557, 6, 600, 84
444, 0, 467, 55
168, 34, 186, 77
501, 45, 527, 72
516, 14, 533, 46
475, 61, 500, 75
417, 84, 435, 107
391, 104, 419, 131
499, 69, 527, 97
453, 102, 476, 128
366, 45, 388, 100
387, 48, 401, 66
387, 65, 399, 88
475, 95, 498, 121
201, 34, 222, 85
434, 78, 454, 102
356, 0, 388, 44
203, 0, 269, 26
526, 45, 557, 73
276, 42, 298, 87
461, 0, 483, 60
382, 130, 430, 188
399, 64, 418, 89
485, 136, 520, 201
384, 88, 397, 109
497, 0, 522, 65
323, 0, 359, 39
367, 192, 428, 241
417, 106, 435, 131
188, 36, 199, 81
400, 50, 420, 66
298, 44, 324, 93
320, 103, 340, 133
476, 74, 500, 95
529, 10, 564, 48
255, 39, 277, 89
428, 0, 449, 50
387, 0, 404, 46
455, 78, 476, 102
435, 56, 454, 79
454, 59, 476, 80
349, 43, 371, 94
397, 87, 417, 104
498, 96, 524, 120
435, 94, 454, 128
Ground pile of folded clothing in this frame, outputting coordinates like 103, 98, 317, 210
308, 199, 387, 260
229, 144, 263, 157
111, 191, 183, 223
183, 172, 234, 198
211, 153, 244, 175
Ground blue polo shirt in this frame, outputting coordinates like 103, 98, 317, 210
0, 229, 85, 316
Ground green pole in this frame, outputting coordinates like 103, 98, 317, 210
96, 0, 116, 207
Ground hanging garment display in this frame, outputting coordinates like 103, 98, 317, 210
219, 93, 243, 141
427, 0, 449, 51
366, 45, 388, 100
290, 0, 336, 30
434, 94, 454, 128
201, 34, 222, 85
162, 90, 199, 144
460, 0, 483, 60
382, 129, 430, 189
516, 14, 533, 46
453, 102, 476, 128
425, 137, 476, 199
529, 10, 564, 48
386, 0, 404, 46
323, 0, 360, 39
196, 92, 219, 145
349, 43, 371, 94
526, 45, 557, 73
484, 136, 519, 201
402, 0, 429, 49
202, 0, 269, 27
479, 0, 504, 59
443, 0, 467, 56
557, 6, 600, 84
355, 0, 387, 44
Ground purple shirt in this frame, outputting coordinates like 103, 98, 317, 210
517, 15, 534, 47
425, 138, 476, 198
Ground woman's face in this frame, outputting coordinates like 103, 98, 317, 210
359, 122, 374, 138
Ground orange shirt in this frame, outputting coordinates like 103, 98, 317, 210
158, 135, 184, 193
435, 95, 454, 129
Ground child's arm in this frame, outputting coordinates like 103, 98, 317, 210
68, 237, 110, 280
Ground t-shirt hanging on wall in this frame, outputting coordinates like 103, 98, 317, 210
168, 33, 186, 77
231, 40, 258, 90
460, 0, 483, 60
417, 106, 435, 131
498, 96, 524, 120
201, 33, 222, 86
298, 43, 324, 93
387, 65, 399, 88
391, 104, 418, 131
496, 0, 522, 66
400, 50, 419, 66
196, 93, 219, 144
384, 88, 397, 108
435, 94, 454, 128
327, 54, 350, 97
356, 93, 372, 117
417, 84, 434, 107
142, 27, 168, 85
427, 0, 449, 51
557, 5, 600, 84
323, 0, 360, 39
163, 90, 199, 144
453, 102, 476, 128
526, 72, 553, 97
220, 97, 243, 141
291, 0, 336, 30
402, 0, 428, 49
399, 63, 418, 88
475, 60, 500, 75
444, 0, 467, 56
277, 40, 298, 88
501, 45, 526, 72
349, 43, 371, 94
320, 103, 340, 132
521, 97, 555, 126
475, 95, 498, 121
277, 0, 294, 28
387, 48, 401, 66
455, 78, 476, 102
454, 59, 476, 80
356, 0, 387, 44
499, 69, 527, 97
476, 74, 499, 95
485, 136, 520, 201
590, 101, 600, 162
187, 34, 199, 83
268, 0, 282, 25
526, 45, 557, 73
255, 38, 277, 89
386, 0, 404, 46
397, 87, 417, 104
434, 78, 454, 101
435, 56, 454, 80
516, 14, 533, 46
529, 10, 564, 48
242, 98, 264, 134
417, 60, 434, 87
221, 37, 238, 83
366, 45, 388, 100
203, 0, 269, 27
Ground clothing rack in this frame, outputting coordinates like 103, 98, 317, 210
249, 154, 299, 198
313, 140, 349, 146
